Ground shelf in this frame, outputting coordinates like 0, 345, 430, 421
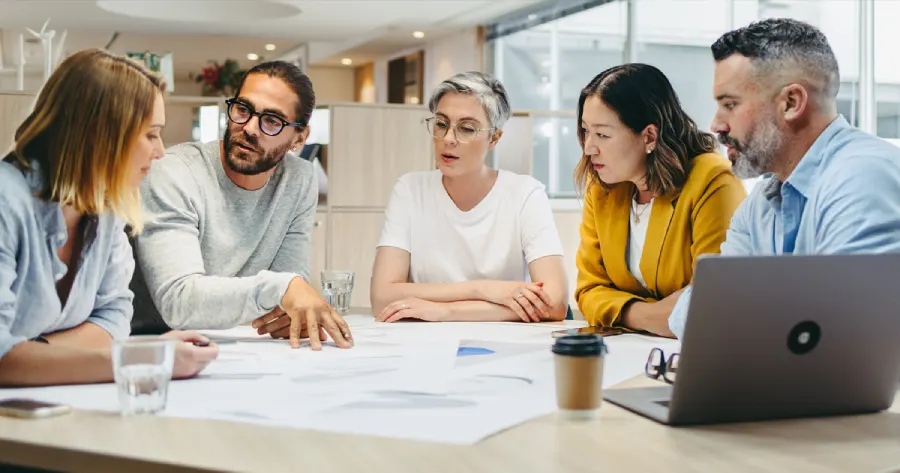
165, 95, 225, 105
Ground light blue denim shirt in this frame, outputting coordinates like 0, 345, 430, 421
670, 116, 900, 338
0, 161, 134, 359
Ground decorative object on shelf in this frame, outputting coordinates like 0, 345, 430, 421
126, 51, 175, 93
25, 19, 58, 85
191, 59, 248, 97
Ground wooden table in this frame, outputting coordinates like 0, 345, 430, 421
1, 375, 898, 473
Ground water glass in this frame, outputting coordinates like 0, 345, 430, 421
321, 270, 354, 314
111, 336, 176, 415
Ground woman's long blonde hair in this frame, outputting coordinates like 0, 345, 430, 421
5, 48, 166, 232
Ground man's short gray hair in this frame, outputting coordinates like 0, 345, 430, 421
428, 71, 511, 130
711, 18, 839, 107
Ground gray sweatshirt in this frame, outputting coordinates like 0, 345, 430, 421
130, 141, 316, 333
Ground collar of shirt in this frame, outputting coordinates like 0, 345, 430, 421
23, 160, 98, 248
764, 115, 850, 207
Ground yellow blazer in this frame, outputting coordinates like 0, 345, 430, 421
575, 153, 746, 328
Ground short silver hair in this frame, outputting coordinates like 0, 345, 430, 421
428, 71, 511, 130
712, 18, 839, 107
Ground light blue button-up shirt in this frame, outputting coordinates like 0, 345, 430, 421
669, 116, 900, 338
0, 161, 134, 359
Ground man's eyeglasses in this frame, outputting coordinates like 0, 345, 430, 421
645, 347, 678, 384
225, 99, 305, 137
424, 117, 493, 144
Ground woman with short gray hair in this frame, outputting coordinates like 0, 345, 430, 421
371, 71, 568, 324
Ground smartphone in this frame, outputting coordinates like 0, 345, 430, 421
0, 399, 71, 419
551, 326, 624, 338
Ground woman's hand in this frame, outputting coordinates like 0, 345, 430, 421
375, 298, 452, 323
160, 331, 219, 379
476, 281, 552, 323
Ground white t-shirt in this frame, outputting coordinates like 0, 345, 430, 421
626, 199, 653, 289
377, 169, 564, 283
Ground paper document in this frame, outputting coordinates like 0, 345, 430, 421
378, 338, 459, 395
0, 315, 673, 445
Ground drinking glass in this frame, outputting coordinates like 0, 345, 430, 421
321, 270, 354, 314
111, 336, 176, 415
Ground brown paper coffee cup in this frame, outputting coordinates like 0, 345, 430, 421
552, 334, 607, 420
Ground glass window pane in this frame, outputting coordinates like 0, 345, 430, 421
876, 0, 900, 140
496, 30, 552, 111
490, 0, 866, 194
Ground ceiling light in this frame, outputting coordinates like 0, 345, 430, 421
247, 53, 259, 61
265, 44, 276, 51
341, 58, 353, 66
413, 31, 425, 39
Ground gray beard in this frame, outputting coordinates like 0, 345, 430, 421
731, 119, 782, 179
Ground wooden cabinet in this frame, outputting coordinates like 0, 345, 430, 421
309, 210, 328, 295
327, 210, 385, 308
0, 92, 37, 156
327, 104, 433, 208
553, 209, 584, 310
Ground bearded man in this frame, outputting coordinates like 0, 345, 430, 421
667, 18, 900, 339
131, 61, 352, 351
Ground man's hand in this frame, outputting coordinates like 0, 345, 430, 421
252, 308, 328, 341
279, 277, 353, 350
252, 307, 291, 337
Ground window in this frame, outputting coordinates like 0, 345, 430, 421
876, 0, 900, 141
488, 0, 869, 197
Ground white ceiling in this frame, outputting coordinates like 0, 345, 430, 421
0, 0, 539, 81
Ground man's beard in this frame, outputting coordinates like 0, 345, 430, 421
223, 128, 292, 176
718, 115, 783, 180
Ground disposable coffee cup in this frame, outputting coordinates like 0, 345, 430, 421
552, 334, 608, 420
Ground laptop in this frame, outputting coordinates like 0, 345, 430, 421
603, 253, 900, 426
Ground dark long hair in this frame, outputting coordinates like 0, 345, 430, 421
574, 63, 717, 195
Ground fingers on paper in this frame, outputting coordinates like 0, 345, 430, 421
306, 308, 322, 351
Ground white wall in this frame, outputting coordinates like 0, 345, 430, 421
373, 28, 481, 104
0, 73, 41, 93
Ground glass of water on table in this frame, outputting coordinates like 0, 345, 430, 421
111, 336, 176, 415
321, 270, 354, 314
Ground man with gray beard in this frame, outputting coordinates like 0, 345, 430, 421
130, 61, 352, 351
668, 18, 900, 339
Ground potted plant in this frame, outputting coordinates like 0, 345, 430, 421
191, 59, 247, 97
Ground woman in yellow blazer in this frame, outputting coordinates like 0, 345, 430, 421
574, 63, 746, 337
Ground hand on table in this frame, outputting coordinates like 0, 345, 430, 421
622, 289, 684, 338
477, 281, 551, 323
376, 297, 451, 323
261, 277, 353, 350
252, 307, 327, 342
161, 330, 219, 379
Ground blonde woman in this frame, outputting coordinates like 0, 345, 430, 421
0, 49, 217, 386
